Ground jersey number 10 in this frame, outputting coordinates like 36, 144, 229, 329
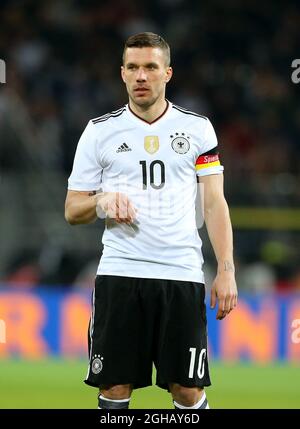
188, 347, 206, 379
139, 160, 165, 190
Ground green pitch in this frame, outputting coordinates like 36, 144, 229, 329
0, 359, 299, 408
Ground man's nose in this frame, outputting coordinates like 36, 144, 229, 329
136, 67, 147, 81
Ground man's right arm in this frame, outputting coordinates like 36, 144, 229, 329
65, 190, 99, 225
65, 190, 137, 225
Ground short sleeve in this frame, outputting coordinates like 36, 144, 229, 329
195, 119, 224, 177
68, 120, 103, 191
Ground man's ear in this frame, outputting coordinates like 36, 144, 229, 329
165, 66, 173, 83
121, 66, 126, 83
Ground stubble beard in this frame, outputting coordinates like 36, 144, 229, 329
129, 90, 160, 110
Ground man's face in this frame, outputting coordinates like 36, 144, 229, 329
121, 47, 172, 108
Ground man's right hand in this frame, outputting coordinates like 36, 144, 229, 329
96, 192, 137, 224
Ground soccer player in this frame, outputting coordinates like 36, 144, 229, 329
65, 32, 237, 410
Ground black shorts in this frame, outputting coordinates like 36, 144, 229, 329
84, 275, 211, 391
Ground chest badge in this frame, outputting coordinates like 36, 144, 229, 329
144, 136, 159, 154
170, 133, 190, 154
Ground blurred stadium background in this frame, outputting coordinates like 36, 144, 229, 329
0, 0, 300, 409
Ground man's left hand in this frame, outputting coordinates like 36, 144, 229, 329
210, 270, 238, 320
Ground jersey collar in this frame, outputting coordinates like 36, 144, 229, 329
126, 100, 172, 126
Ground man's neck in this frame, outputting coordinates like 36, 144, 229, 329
128, 98, 168, 124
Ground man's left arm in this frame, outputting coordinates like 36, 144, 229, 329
198, 174, 238, 320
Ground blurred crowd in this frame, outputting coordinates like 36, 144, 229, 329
0, 0, 299, 292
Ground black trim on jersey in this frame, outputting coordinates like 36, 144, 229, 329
201, 147, 219, 156
172, 104, 207, 120
92, 107, 126, 124
128, 100, 169, 124
92, 107, 125, 122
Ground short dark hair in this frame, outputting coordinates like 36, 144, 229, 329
123, 32, 171, 66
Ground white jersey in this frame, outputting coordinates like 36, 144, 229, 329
68, 101, 224, 283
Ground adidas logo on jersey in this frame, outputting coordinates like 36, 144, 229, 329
116, 143, 132, 153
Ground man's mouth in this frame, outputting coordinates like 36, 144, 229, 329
134, 87, 149, 94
